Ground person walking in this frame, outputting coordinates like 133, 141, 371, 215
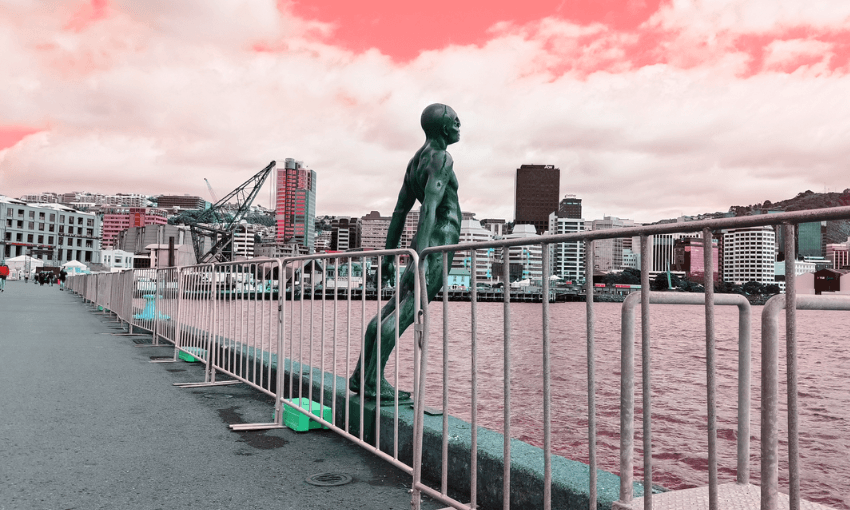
59, 269, 67, 291
0, 262, 9, 292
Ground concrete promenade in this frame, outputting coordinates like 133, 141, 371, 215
0, 279, 441, 510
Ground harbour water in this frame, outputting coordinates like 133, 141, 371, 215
173, 296, 850, 508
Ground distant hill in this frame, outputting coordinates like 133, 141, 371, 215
730, 189, 850, 215
726, 189, 850, 245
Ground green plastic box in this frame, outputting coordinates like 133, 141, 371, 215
283, 398, 331, 432
178, 347, 206, 363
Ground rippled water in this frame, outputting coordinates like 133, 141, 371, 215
170, 296, 850, 509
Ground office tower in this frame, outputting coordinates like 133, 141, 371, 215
275, 158, 317, 250
556, 194, 582, 219
797, 221, 823, 257
358, 211, 391, 250
514, 164, 560, 235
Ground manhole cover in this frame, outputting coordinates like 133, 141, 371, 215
305, 473, 353, 487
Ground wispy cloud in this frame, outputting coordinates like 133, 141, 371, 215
2, 0, 850, 224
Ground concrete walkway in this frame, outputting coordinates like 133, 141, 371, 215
0, 279, 440, 510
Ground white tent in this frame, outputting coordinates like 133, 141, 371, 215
5, 255, 44, 279
62, 260, 89, 274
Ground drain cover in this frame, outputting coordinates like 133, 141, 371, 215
304, 473, 352, 487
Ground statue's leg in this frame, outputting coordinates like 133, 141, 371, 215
349, 265, 417, 398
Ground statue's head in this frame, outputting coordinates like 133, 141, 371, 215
421, 103, 460, 145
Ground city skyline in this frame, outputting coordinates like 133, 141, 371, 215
3, 2, 850, 225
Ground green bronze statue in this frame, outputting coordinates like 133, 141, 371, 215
349, 103, 462, 400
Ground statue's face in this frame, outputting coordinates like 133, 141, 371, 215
445, 110, 461, 145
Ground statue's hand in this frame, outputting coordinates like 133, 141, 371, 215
381, 257, 396, 288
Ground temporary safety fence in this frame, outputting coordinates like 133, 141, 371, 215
67, 250, 424, 477
409, 205, 850, 510
229, 249, 424, 478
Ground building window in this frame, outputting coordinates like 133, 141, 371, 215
17, 220, 23, 228
87, 218, 93, 227
38, 212, 45, 220
29, 211, 34, 219
28, 222, 34, 229
27, 234, 33, 242
48, 236, 53, 244
49, 213, 55, 222
38, 235, 43, 243
59, 215, 65, 222
38, 223, 44, 231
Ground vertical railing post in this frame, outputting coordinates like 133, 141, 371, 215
502, 247, 512, 510
640, 234, 652, 509
703, 228, 718, 510
586, 239, 597, 510
470, 252, 479, 509
541, 244, 552, 510
441, 251, 450, 496
784, 223, 800, 510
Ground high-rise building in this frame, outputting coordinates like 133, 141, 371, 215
548, 212, 586, 282
590, 216, 637, 272
556, 194, 582, 219
514, 164, 560, 235
723, 226, 776, 284
275, 158, 317, 250
358, 211, 391, 250
797, 221, 823, 257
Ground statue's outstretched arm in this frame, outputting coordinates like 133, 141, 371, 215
385, 180, 416, 251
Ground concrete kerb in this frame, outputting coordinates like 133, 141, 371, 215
121, 317, 646, 509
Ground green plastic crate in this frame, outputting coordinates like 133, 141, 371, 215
283, 398, 331, 432
178, 347, 206, 362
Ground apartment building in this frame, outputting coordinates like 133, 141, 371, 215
1, 196, 101, 265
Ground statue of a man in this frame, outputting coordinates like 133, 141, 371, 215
349, 103, 462, 400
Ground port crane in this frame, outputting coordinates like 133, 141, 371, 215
171, 161, 276, 263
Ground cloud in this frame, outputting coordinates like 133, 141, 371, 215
2, 0, 850, 226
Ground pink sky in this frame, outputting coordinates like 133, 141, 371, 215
2, 0, 850, 223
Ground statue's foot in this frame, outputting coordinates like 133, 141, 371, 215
349, 376, 411, 402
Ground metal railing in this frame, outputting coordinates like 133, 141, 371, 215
409, 205, 850, 510
63, 204, 850, 510
66, 249, 424, 478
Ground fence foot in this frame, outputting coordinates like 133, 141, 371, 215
229, 423, 284, 431
173, 380, 243, 388
150, 358, 178, 363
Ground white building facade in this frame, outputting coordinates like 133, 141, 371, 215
723, 226, 776, 284
451, 219, 495, 282
548, 212, 586, 282
1, 196, 101, 265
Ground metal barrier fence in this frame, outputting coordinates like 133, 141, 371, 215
410, 205, 850, 510
63, 204, 850, 510
66, 249, 423, 478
